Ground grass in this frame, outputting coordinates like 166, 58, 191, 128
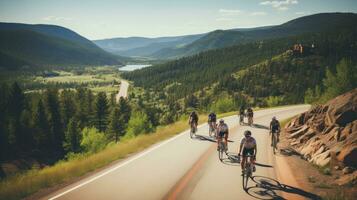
0, 105, 303, 200
0, 115, 208, 200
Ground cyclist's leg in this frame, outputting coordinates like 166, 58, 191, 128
224, 133, 228, 151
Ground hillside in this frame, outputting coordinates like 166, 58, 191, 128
93, 34, 204, 57
0, 23, 121, 70
123, 22, 357, 106
153, 12, 357, 59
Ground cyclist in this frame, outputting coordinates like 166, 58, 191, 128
246, 107, 254, 125
270, 116, 281, 145
189, 111, 199, 132
217, 119, 229, 151
238, 130, 257, 172
208, 111, 217, 137
239, 106, 245, 125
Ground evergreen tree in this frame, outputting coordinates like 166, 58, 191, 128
95, 92, 109, 132
32, 99, 51, 159
118, 97, 131, 132
60, 89, 76, 129
63, 117, 81, 153
7, 82, 25, 149
106, 107, 122, 142
322, 59, 357, 101
45, 89, 64, 159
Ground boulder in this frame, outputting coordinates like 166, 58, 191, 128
342, 166, 354, 174
336, 171, 357, 186
337, 145, 357, 167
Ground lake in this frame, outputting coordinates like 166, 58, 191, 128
119, 64, 152, 71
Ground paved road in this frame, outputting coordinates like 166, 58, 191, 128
44, 105, 312, 200
116, 80, 129, 102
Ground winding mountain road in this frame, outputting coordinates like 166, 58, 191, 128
116, 80, 129, 102
43, 105, 318, 200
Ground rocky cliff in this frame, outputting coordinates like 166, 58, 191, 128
285, 88, 357, 170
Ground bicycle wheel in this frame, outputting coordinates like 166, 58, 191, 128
272, 134, 276, 154
218, 142, 224, 161
190, 126, 194, 138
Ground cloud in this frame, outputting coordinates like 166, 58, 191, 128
260, 0, 298, 11
42, 16, 72, 21
295, 11, 305, 15
219, 9, 242, 16
250, 11, 267, 16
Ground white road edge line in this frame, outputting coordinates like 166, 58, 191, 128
48, 124, 206, 200
48, 105, 305, 199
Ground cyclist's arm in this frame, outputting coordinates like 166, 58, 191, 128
238, 142, 243, 155
254, 145, 257, 157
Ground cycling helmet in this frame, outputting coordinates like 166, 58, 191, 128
244, 130, 252, 136
272, 116, 276, 120
219, 119, 224, 123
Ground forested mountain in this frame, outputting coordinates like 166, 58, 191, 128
0, 23, 121, 70
93, 34, 204, 57
152, 13, 357, 59
123, 21, 357, 108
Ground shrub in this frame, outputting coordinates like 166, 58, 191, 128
210, 97, 235, 113
80, 127, 108, 153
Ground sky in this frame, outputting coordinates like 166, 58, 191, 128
1, 0, 357, 40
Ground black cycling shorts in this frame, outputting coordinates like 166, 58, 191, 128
218, 131, 227, 138
242, 148, 255, 157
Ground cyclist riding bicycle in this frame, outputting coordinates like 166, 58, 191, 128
238, 130, 257, 172
208, 111, 217, 136
189, 111, 199, 131
217, 119, 229, 151
239, 106, 245, 124
246, 107, 254, 125
270, 116, 281, 144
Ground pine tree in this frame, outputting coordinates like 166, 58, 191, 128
32, 99, 51, 159
106, 107, 122, 142
95, 92, 109, 132
45, 89, 64, 159
60, 89, 76, 129
63, 117, 81, 153
118, 97, 131, 132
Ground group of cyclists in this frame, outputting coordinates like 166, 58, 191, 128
188, 108, 281, 173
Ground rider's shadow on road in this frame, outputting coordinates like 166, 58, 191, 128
251, 123, 269, 130
193, 134, 216, 143
246, 175, 322, 200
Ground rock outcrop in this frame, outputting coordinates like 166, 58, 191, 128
285, 88, 357, 168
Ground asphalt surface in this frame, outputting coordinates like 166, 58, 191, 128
43, 105, 311, 200
116, 80, 129, 102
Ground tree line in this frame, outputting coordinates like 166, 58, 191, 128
0, 84, 158, 166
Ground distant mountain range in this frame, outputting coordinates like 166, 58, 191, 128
95, 12, 357, 59
122, 12, 357, 104
0, 23, 121, 70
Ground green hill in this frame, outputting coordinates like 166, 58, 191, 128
152, 13, 357, 59
0, 23, 121, 70
122, 18, 357, 106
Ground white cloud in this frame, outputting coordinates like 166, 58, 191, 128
250, 11, 267, 16
295, 11, 305, 15
42, 16, 72, 21
219, 9, 242, 16
260, 0, 298, 11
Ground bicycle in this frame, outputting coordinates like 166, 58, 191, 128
190, 122, 197, 138
239, 114, 244, 125
217, 138, 227, 161
242, 155, 255, 190
247, 115, 253, 126
208, 122, 216, 138
270, 130, 279, 154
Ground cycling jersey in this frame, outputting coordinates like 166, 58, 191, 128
270, 120, 280, 132
208, 113, 217, 122
217, 123, 228, 138
240, 136, 256, 149
190, 113, 198, 123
